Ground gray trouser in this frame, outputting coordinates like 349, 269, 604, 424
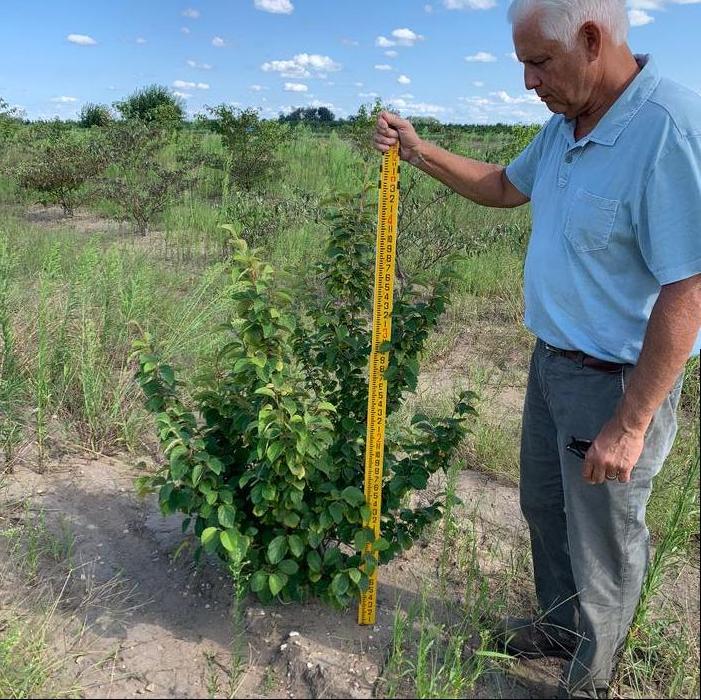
520, 340, 683, 697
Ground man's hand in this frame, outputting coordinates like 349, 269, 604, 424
582, 417, 647, 484
373, 111, 423, 164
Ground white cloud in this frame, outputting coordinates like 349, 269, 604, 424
182, 8, 200, 18
354, 81, 364, 87
628, 9, 655, 24
187, 59, 212, 69
458, 92, 549, 124
443, 0, 497, 8
465, 51, 497, 62
212, 36, 226, 47
398, 74, 411, 85
358, 91, 379, 98
173, 80, 209, 89
391, 98, 449, 116
66, 33, 97, 46
341, 38, 359, 46
473, 80, 485, 87
400, 92, 415, 99
375, 64, 393, 71
424, 4, 434, 12
491, 90, 541, 104
249, 84, 267, 91
284, 82, 308, 92
173, 91, 192, 98
136, 37, 147, 44
391, 28, 424, 46
254, 0, 294, 13
376, 36, 395, 48
181, 27, 191, 34
507, 51, 519, 61
50, 96, 78, 103
385, 50, 398, 58
261, 53, 341, 78
375, 27, 424, 49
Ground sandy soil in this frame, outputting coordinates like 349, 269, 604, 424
0, 453, 570, 699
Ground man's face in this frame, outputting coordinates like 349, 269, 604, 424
513, 11, 595, 120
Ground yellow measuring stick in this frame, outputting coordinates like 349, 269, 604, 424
358, 144, 400, 626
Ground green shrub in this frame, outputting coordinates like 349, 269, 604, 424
133, 192, 476, 606
200, 105, 289, 192
79, 102, 113, 128
11, 130, 107, 215
114, 85, 185, 129
96, 122, 191, 234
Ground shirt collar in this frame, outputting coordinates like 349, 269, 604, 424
561, 54, 660, 148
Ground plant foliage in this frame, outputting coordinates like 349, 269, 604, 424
201, 105, 289, 192
133, 191, 476, 606
114, 84, 185, 129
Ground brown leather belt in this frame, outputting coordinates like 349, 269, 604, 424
543, 343, 625, 373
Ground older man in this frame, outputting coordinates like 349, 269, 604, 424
374, 0, 701, 697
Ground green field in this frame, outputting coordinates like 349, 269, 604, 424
0, 107, 698, 699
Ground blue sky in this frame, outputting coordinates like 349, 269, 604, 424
1, 0, 699, 124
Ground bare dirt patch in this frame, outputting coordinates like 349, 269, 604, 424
0, 455, 566, 699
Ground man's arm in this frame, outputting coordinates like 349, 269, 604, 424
374, 111, 529, 209
583, 273, 701, 484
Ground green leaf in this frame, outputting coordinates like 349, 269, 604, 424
250, 570, 268, 593
288, 534, 304, 558
268, 572, 288, 596
262, 483, 276, 501
283, 511, 300, 528
278, 559, 299, 575
373, 537, 390, 552
347, 568, 361, 585
266, 441, 284, 463
220, 529, 240, 553
341, 486, 365, 507
354, 528, 374, 552
329, 501, 345, 524
306, 550, 322, 573
217, 504, 236, 528
191, 463, 204, 487
331, 572, 349, 596
267, 535, 288, 565
201, 527, 219, 553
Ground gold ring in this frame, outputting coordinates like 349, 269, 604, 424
605, 473, 618, 481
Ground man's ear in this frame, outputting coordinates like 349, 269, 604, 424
579, 21, 603, 62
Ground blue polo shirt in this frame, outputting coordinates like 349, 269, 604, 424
506, 55, 701, 365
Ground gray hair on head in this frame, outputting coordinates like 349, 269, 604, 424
508, 0, 629, 49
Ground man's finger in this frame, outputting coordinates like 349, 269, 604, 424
582, 454, 596, 484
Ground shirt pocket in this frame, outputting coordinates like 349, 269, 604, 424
564, 188, 619, 253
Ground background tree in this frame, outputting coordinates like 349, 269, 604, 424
79, 102, 114, 128
11, 128, 107, 216
200, 105, 289, 192
96, 121, 192, 234
114, 84, 185, 129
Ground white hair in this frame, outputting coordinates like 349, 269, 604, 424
508, 0, 629, 49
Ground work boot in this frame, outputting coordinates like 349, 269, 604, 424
493, 616, 579, 659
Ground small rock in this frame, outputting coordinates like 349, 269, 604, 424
205, 604, 210, 609
122, 529, 129, 534
288, 631, 300, 638
280, 643, 288, 651
145, 683, 155, 693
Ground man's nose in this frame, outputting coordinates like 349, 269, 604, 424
524, 66, 541, 91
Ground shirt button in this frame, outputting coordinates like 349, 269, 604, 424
565, 153, 573, 163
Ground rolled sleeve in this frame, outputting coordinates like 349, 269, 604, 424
636, 134, 701, 285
